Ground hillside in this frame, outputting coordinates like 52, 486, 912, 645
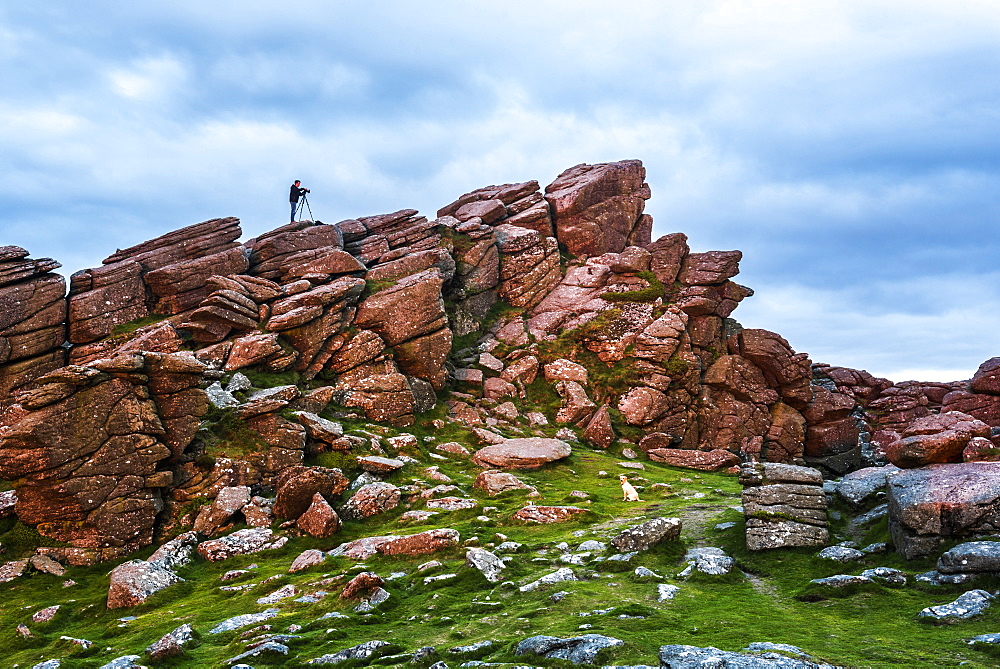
2, 159, 1000, 667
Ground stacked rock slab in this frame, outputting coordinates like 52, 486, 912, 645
0, 247, 66, 408
740, 462, 829, 550
67, 217, 243, 354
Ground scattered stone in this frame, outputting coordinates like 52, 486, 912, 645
659, 643, 828, 668
466, 547, 506, 583
296, 493, 342, 537
290, 549, 326, 572
515, 633, 624, 665
520, 567, 577, 592
514, 505, 587, 523
937, 541, 1000, 574
32, 605, 60, 622
197, 528, 288, 561
208, 609, 281, 634
860, 567, 907, 586
816, 546, 865, 563
146, 623, 195, 660
680, 547, 734, 576
610, 517, 682, 552
257, 583, 297, 605
307, 640, 392, 664
919, 589, 994, 622
810, 574, 873, 588
657, 584, 680, 601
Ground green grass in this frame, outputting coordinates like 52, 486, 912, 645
4, 420, 1000, 667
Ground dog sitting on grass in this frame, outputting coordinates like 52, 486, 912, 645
619, 474, 643, 502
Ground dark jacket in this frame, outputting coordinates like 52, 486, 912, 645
289, 185, 306, 203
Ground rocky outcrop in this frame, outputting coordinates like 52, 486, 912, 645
0, 352, 206, 556
0, 247, 66, 408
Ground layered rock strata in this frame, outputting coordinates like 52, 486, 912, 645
740, 462, 829, 550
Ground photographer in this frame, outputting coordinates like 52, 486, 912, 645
289, 180, 310, 222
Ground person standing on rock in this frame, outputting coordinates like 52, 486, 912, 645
289, 180, 310, 222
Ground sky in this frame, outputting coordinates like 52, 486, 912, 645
1, 1, 998, 383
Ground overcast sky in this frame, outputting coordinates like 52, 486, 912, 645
1, 1, 998, 382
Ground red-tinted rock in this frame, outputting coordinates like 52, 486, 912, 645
583, 405, 615, 449
341, 571, 384, 599
964, 437, 1000, 463
472, 438, 571, 470
289, 548, 326, 573
473, 470, 538, 496
273, 466, 349, 520
555, 380, 596, 425
545, 160, 650, 257
884, 411, 992, 468
296, 493, 342, 537
618, 386, 671, 426
730, 329, 813, 409
514, 505, 587, 523
196, 528, 287, 561
971, 358, 1000, 395
339, 482, 401, 520
678, 250, 742, 286
647, 448, 740, 471
942, 390, 1000, 428
380, 528, 460, 555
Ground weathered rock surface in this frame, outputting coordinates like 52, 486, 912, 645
610, 517, 682, 552
472, 438, 572, 470
741, 462, 829, 550
888, 462, 1000, 559
515, 633, 624, 665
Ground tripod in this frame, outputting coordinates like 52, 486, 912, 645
295, 192, 315, 222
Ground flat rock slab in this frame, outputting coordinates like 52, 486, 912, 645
472, 437, 572, 470
659, 643, 833, 668
647, 448, 740, 471
516, 633, 624, 665
514, 505, 587, 523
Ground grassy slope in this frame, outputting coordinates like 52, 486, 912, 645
2, 416, 1000, 667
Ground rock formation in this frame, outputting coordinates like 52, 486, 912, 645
0, 156, 997, 568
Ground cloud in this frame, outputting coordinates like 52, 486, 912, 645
1, 1, 998, 384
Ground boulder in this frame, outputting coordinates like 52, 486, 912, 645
296, 493, 342, 537
647, 448, 740, 471
610, 517, 682, 552
472, 438, 571, 470
888, 462, 1000, 559
884, 411, 991, 468
918, 589, 994, 622
195, 528, 287, 561
466, 547, 506, 582
938, 541, 1000, 574
273, 466, 349, 520
971, 357, 1000, 395
146, 623, 195, 660
339, 482, 401, 520
515, 634, 624, 665
106, 561, 183, 609
544, 160, 650, 257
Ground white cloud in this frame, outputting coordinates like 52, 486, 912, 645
107, 55, 187, 101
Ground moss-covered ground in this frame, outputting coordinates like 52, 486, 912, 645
4, 421, 1000, 667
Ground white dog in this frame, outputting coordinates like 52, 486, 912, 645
619, 474, 643, 502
